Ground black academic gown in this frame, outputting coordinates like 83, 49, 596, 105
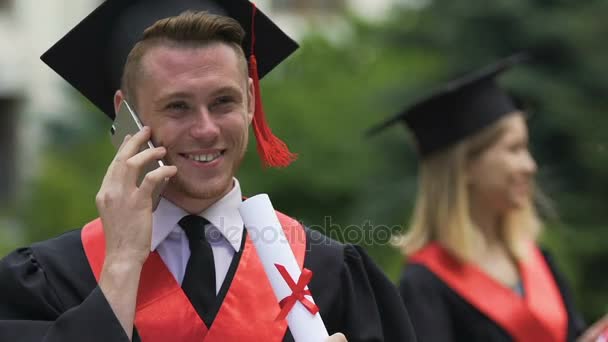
399, 250, 586, 342
0, 226, 415, 342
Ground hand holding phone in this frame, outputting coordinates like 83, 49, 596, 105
110, 100, 168, 209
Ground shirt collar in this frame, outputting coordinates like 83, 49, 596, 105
151, 178, 244, 252
200, 178, 244, 251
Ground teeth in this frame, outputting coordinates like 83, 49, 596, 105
187, 152, 222, 163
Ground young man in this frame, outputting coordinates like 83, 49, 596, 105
0, 1, 415, 341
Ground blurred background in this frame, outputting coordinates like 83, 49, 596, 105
0, 0, 606, 323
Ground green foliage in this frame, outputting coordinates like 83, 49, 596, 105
0, 214, 19, 258
15, 102, 115, 242
9, 0, 607, 322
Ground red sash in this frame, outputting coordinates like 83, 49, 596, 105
81, 211, 307, 342
409, 243, 568, 342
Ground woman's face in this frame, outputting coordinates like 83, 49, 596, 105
467, 114, 537, 215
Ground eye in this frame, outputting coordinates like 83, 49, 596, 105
165, 101, 190, 111
211, 95, 239, 113
214, 96, 236, 106
507, 143, 519, 152
509, 141, 528, 153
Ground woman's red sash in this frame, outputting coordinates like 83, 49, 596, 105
409, 243, 568, 341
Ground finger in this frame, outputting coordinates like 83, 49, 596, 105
107, 128, 153, 183
100, 150, 128, 189
114, 126, 152, 163
327, 333, 347, 342
101, 134, 132, 182
103, 134, 150, 186
138, 165, 178, 197
124, 146, 168, 181
116, 133, 132, 154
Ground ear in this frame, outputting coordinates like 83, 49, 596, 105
246, 77, 255, 125
113, 90, 125, 116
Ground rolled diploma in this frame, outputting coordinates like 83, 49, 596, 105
239, 194, 329, 342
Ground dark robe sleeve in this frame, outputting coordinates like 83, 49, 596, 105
339, 245, 417, 342
0, 247, 130, 342
399, 264, 455, 341
293, 228, 416, 342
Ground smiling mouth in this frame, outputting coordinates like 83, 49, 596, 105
181, 151, 225, 163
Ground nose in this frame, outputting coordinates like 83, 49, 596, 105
523, 150, 537, 176
189, 107, 220, 142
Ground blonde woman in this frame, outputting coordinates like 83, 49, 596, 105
369, 55, 607, 341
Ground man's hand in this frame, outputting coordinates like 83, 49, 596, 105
96, 127, 177, 339
326, 333, 347, 342
96, 126, 176, 265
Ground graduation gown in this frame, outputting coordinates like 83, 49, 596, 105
399, 243, 586, 342
0, 221, 415, 342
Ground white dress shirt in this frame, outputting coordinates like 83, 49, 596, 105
150, 178, 244, 294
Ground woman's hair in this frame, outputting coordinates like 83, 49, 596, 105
396, 112, 542, 262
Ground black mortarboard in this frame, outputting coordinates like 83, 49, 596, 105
367, 54, 529, 158
41, 0, 299, 167
41, 0, 297, 119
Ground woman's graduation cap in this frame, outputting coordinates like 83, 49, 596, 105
367, 54, 529, 158
41, 0, 298, 167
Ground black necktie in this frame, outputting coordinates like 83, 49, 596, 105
178, 215, 217, 324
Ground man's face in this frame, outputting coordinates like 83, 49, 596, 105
131, 42, 254, 210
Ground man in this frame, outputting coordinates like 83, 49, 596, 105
0, 1, 415, 341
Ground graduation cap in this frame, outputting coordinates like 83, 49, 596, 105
41, 0, 298, 167
367, 53, 529, 158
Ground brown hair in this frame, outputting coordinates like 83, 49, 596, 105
121, 10, 247, 106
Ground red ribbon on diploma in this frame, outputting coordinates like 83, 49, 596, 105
275, 264, 319, 321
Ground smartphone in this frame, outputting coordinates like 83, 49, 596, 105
111, 100, 167, 209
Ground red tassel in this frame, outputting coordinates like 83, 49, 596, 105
249, 55, 297, 168
248, 3, 297, 168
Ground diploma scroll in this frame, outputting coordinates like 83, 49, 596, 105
239, 194, 329, 342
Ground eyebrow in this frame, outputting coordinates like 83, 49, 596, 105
209, 85, 243, 98
154, 84, 244, 106
153, 92, 193, 107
